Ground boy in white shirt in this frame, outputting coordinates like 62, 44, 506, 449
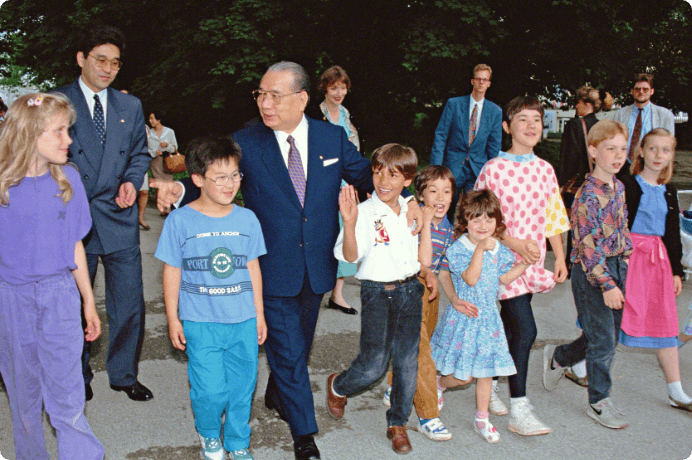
326, 143, 425, 454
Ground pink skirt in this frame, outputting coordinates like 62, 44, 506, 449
621, 233, 678, 337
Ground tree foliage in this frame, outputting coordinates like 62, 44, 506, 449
0, 0, 690, 155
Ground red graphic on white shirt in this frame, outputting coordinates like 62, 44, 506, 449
374, 219, 390, 246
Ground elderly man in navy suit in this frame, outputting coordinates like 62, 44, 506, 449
55, 25, 153, 403
153, 61, 423, 460
431, 63, 502, 221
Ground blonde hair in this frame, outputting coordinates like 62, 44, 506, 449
473, 64, 492, 80
630, 128, 676, 184
587, 119, 628, 148
0, 93, 77, 205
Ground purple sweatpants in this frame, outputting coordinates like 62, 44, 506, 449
0, 271, 104, 460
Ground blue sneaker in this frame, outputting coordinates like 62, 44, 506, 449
229, 448, 254, 460
198, 435, 224, 460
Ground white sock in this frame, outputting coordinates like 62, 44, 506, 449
510, 396, 528, 409
492, 380, 498, 390
572, 360, 587, 378
668, 381, 692, 404
332, 378, 344, 398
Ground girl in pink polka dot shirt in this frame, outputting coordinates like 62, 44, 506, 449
474, 96, 570, 437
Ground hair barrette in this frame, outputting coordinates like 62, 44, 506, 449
28, 95, 43, 107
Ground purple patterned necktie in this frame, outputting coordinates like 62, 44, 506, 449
287, 135, 306, 206
628, 108, 642, 161
469, 103, 478, 146
93, 94, 106, 147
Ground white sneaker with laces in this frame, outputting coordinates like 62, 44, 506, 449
229, 449, 254, 460
198, 435, 224, 460
489, 385, 508, 416
507, 399, 552, 436
382, 385, 391, 407
542, 344, 565, 391
587, 397, 628, 429
418, 417, 452, 441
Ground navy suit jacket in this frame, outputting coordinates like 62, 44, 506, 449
55, 80, 150, 254
431, 95, 502, 187
233, 117, 372, 297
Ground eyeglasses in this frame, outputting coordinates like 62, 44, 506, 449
473, 77, 490, 83
252, 90, 302, 104
204, 171, 244, 186
633, 87, 651, 93
88, 54, 123, 71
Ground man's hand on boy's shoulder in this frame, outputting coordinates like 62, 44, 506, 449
406, 199, 424, 234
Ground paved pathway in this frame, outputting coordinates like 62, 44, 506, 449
2, 204, 692, 460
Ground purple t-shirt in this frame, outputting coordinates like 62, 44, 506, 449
0, 165, 92, 284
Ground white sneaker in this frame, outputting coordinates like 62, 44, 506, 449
418, 417, 452, 441
542, 344, 565, 391
198, 435, 224, 460
587, 397, 628, 429
507, 399, 552, 436
383, 385, 391, 407
489, 385, 508, 416
474, 418, 500, 443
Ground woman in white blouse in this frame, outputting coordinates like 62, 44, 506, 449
148, 110, 178, 181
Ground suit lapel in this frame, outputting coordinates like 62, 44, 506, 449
304, 118, 322, 209
69, 82, 103, 174
259, 125, 303, 210
460, 95, 470, 146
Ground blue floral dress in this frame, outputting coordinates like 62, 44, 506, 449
430, 235, 517, 380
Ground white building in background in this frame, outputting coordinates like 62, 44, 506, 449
544, 108, 689, 135
0, 85, 40, 106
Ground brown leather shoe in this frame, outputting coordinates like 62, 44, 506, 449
326, 373, 347, 419
386, 425, 412, 454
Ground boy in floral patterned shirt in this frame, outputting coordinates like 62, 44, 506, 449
543, 119, 633, 430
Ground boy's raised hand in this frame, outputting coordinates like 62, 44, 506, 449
421, 204, 435, 225
169, 318, 187, 350
339, 184, 358, 224
603, 286, 625, 310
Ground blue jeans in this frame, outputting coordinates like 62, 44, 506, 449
334, 277, 423, 426
554, 257, 626, 404
498, 293, 536, 398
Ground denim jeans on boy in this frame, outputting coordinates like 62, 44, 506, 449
333, 277, 423, 426
553, 256, 627, 404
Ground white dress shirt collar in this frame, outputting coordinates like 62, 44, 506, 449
78, 77, 108, 122
274, 115, 309, 179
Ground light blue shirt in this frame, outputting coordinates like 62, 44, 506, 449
626, 103, 653, 153
630, 174, 666, 236
155, 205, 267, 324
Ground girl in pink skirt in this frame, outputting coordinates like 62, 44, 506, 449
620, 128, 692, 412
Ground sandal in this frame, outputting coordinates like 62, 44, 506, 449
564, 367, 588, 387
474, 419, 500, 443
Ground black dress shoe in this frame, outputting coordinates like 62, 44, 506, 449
294, 435, 320, 460
264, 395, 288, 422
85, 383, 93, 401
326, 298, 357, 315
110, 381, 153, 401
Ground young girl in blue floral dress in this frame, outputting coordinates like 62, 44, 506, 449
430, 189, 528, 443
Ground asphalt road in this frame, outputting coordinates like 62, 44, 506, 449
2, 203, 692, 460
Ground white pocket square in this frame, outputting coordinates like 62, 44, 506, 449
323, 158, 339, 167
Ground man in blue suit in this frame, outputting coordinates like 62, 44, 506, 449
431, 63, 502, 220
153, 61, 421, 460
56, 25, 153, 402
